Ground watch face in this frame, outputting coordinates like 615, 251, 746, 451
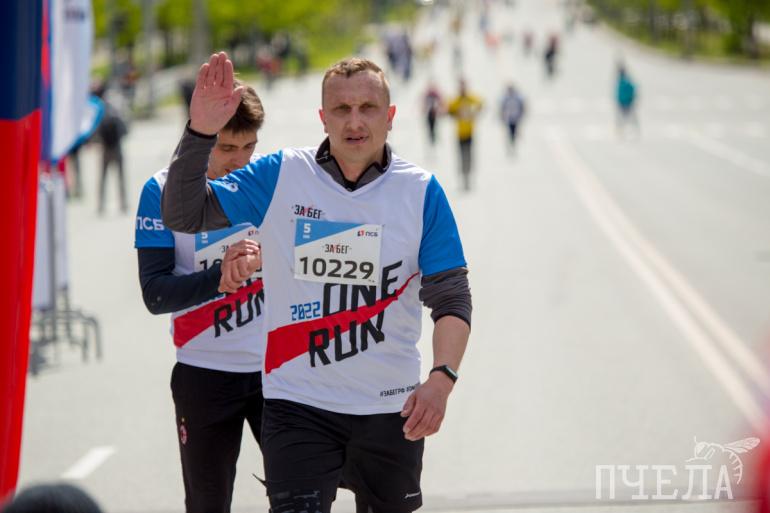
445, 366, 458, 379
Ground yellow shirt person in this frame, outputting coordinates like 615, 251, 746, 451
447, 89, 483, 142
446, 79, 483, 190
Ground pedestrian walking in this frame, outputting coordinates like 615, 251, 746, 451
616, 63, 639, 137
95, 86, 128, 215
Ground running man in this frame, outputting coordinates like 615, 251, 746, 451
423, 80, 444, 147
447, 79, 483, 191
499, 84, 526, 155
135, 81, 265, 513
161, 52, 472, 513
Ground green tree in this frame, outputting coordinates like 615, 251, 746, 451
155, 0, 192, 66
708, 0, 770, 57
92, 0, 141, 49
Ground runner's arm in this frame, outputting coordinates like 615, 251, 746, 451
419, 175, 472, 329
137, 247, 222, 314
420, 267, 471, 328
161, 125, 231, 233
162, 125, 282, 232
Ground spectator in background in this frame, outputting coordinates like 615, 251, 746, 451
616, 63, 639, 137
117, 53, 138, 112
179, 78, 195, 118
94, 84, 128, 215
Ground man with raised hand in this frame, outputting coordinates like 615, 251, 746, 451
135, 81, 265, 513
162, 52, 472, 513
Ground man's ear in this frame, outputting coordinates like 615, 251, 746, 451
387, 105, 396, 131
319, 108, 328, 134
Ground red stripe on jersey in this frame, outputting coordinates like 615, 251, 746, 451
265, 272, 419, 374
173, 279, 264, 348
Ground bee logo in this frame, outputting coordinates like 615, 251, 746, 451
686, 437, 759, 484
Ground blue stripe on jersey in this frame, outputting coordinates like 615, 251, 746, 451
295, 219, 361, 246
195, 223, 251, 250
211, 150, 283, 228
135, 176, 175, 248
419, 175, 466, 276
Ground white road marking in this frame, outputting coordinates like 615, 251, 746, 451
61, 446, 116, 479
547, 130, 768, 432
685, 130, 770, 178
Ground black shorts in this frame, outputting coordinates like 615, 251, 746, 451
261, 399, 424, 513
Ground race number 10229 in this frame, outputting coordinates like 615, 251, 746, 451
297, 256, 374, 281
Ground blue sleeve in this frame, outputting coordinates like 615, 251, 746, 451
210, 150, 283, 228
135, 177, 175, 249
419, 175, 467, 276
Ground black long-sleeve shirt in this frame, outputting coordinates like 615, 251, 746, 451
137, 247, 222, 315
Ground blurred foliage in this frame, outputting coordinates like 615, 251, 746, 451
587, 0, 770, 59
93, 0, 420, 73
93, 0, 142, 49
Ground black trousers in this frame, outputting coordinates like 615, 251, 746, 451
458, 137, 473, 190
170, 362, 264, 513
98, 145, 126, 213
426, 113, 437, 145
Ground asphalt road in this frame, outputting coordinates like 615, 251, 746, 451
16, 1, 770, 512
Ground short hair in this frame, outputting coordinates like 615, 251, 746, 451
222, 79, 264, 135
1, 483, 104, 513
322, 58, 391, 105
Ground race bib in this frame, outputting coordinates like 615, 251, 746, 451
195, 223, 261, 278
294, 219, 381, 286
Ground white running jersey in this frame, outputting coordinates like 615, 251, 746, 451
135, 169, 265, 373
210, 148, 466, 414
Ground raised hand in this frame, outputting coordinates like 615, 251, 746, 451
189, 52, 244, 135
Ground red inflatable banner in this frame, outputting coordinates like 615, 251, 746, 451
0, 1, 43, 502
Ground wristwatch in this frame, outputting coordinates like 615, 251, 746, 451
430, 364, 458, 383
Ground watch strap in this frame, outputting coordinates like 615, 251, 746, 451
430, 364, 458, 383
